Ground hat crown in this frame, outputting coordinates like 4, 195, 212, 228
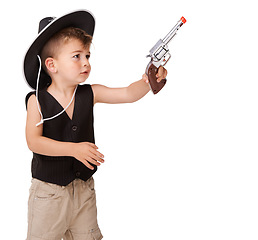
38, 17, 56, 33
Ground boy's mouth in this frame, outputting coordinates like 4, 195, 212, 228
80, 71, 89, 75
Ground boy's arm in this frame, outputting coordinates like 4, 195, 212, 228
92, 67, 167, 104
26, 95, 104, 170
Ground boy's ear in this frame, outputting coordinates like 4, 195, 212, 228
45, 57, 57, 73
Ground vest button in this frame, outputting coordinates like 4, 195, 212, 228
76, 171, 81, 177
72, 125, 77, 131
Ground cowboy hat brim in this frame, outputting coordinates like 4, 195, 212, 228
23, 10, 95, 90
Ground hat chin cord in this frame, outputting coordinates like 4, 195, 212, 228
35, 55, 77, 127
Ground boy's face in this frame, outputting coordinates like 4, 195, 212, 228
53, 39, 91, 85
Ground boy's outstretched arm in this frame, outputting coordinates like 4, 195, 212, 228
92, 66, 167, 104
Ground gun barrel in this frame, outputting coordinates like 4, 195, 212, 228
162, 16, 186, 45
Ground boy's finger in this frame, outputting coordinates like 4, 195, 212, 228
90, 149, 104, 159
157, 66, 164, 75
94, 155, 104, 164
156, 71, 166, 77
86, 156, 100, 167
89, 151, 104, 164
156, 67, 167, 79
83, 159, 95, 170
142, 74, 149, 83
96, 151, 104, 159
86, 142, 98, 149
90, 152, 104, 164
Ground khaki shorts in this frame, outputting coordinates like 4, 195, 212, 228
27, 177, 103, 240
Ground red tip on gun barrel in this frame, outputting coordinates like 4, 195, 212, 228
181, 16, 187, 24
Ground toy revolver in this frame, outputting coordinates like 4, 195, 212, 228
146, 16, 186, 94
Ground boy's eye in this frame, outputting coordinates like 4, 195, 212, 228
86, 54, 90, 59
73, 54, 80, 59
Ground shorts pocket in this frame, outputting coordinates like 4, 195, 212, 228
34, 180, 60, 200
90, 227, 103, 240
87, 177, 95, 192
28, 180, 64, 238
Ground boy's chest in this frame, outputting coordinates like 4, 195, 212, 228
46, 92, 76, 121
63, 100, 75, 120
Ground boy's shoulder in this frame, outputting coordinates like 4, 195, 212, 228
25, 91, 36, 109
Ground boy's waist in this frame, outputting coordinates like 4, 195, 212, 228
31, 153, 97, 186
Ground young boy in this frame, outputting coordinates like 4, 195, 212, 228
24, 10, 167, 240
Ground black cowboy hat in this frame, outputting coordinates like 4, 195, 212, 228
23, 10, 95, 90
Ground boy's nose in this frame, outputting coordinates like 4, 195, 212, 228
83, 57, 90, 67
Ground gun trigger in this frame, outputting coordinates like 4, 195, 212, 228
162, 53, 171, 66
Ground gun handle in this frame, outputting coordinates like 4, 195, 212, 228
146, 62, 166, 94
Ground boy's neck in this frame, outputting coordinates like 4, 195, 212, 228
47, 80, 78, 98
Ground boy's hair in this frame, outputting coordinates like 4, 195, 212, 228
40, 27, 92, 73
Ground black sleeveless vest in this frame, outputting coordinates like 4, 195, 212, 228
25, 84, 97, 186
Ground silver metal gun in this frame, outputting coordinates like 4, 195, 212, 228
146, 16, 186, 94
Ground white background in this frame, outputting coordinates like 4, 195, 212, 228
1, 0, 258, 239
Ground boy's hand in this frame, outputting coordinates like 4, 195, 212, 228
143, 66, 168, 83
156, 66, 168, 83
73, 142, 104, 170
